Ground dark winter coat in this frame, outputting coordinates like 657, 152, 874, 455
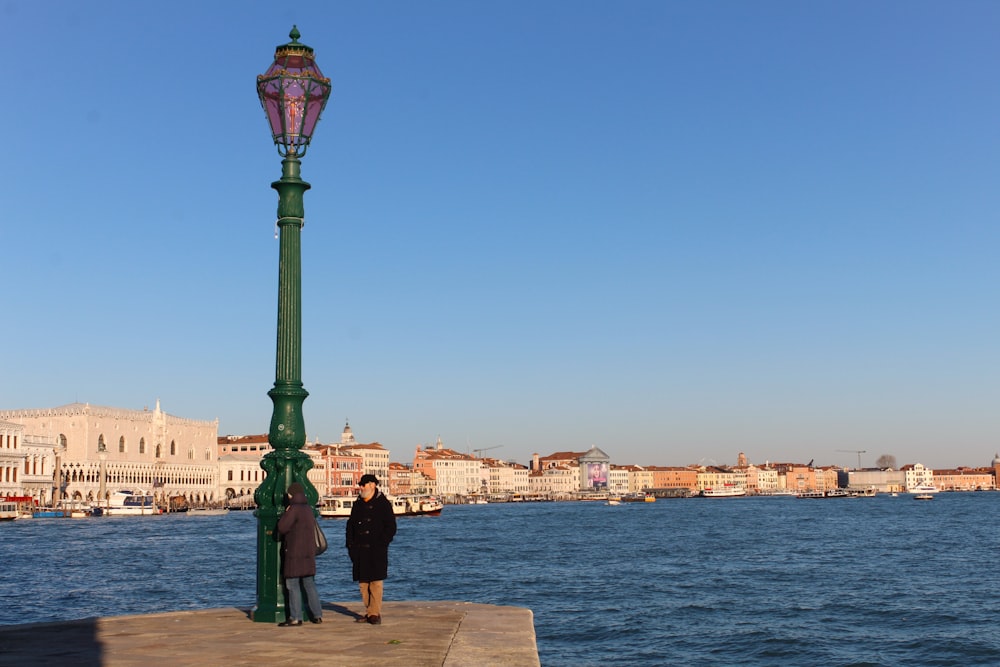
277, 487, 318, 579
345, 491, 397, 582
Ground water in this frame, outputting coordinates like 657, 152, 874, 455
3, 494, 1000, 666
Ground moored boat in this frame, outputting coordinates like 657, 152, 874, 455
321, 494, 443, 518
318, 496, 356, 518
93, 490, 158, 516
0, 501, 19, 522
398, 495, 443, 516
908, 484, 939, 495
702, 484, 747, 498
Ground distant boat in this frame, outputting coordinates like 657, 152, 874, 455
93, 490, 158, 516
908, 484, 939, 495
606, 496, 622, 506
395, 495, 444, 516
320, 494, 443, 518
0, 501, 19, 522
702, 484, 747, 498
318, 495, 355, 518
913, 494, 934, 501
796, 491, 826, 499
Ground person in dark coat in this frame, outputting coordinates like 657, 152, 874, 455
276, 482, 323, 626
346, 474, 397, 625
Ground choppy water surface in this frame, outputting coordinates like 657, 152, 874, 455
4, 493, 1000, 666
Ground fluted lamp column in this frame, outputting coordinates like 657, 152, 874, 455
251, 26, 332, 623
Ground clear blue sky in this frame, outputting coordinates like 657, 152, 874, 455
3, 1, 998, 470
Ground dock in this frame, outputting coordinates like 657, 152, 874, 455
0, 600, 540, 667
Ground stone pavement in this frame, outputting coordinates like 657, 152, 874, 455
0, 600, 540, 667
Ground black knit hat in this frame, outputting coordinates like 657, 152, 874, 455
359, 474, 378, 486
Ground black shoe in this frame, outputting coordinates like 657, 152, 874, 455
278, 620, 303, 627
367, 615, 381, 625
310, 617, 323, 624
355, 615, 369, 623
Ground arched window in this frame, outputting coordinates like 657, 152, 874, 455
139, 438, 146, 455
98, 435, 107, 453
170, 440, 176, 456
119, 436, 126, 453
59, 434, 68, 449
156, 444, 162, 459
205, 449, 211, 461
187, 446, 194, 460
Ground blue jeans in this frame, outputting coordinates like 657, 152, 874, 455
285, 576, 322, 622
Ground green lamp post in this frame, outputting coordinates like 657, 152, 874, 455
251, 26, 332, 623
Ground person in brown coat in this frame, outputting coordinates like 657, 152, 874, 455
276, 482, 323, 626
346, 474, 397, 625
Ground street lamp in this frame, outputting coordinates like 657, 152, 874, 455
251, 26, 332, 624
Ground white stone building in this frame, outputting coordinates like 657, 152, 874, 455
0, 401, 219, 508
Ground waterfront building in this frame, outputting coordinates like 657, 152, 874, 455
745, 463, 780, 494
336, 422, 390, 485
845, 467, 905, 493
607, 465, 630, 495
0, 420, 27, 501
696, 465, 746, 494
483, 458, 530, 497
311, 443, 364, 495
772, 462, 822, 493
0, 401, 219, 508
902, 463, 935, 491
932, 467, 994, 491
645, 465, 699, 494
413, 438, 482, 498
387, 461, 412, 496
579, 445, 610, 491
528, 463, 578, 498
218, 434, 270, 507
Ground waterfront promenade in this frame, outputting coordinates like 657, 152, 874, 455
0, 601, 539, 667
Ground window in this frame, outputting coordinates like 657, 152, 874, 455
139, 438, 145, 454
119, 436, 126, 453
170, 440, 176, 456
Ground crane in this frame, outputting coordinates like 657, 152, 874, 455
472, 445, 503, 459
836, 449, 866, 470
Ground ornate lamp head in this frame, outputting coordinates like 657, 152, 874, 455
257, 26, 332, 157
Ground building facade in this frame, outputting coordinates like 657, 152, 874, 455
0, 401, 219, 508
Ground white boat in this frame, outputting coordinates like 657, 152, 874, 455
913, 494, 934, 501
701, 484, 747, 498
397, 495, 444, 516
796, 490, 826, 499
93, 490, 158, 516
825, 489, 851, 498
318, 496, 356, 518
908, 484, 939, 494
322, 494, 443, 518
0, 501, 19, 522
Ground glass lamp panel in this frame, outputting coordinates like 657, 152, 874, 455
257, 40, 331, 156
